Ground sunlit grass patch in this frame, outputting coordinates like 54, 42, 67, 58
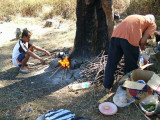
0, 0, 76, 20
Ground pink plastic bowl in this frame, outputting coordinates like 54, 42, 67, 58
99, 102, 118, 115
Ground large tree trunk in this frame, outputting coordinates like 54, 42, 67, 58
71, 0, 113, 58
101, 0, 114, 40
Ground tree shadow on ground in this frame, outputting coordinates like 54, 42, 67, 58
0, 65, 157, 120
0, 64, 76, 119
0, 67, 20, 80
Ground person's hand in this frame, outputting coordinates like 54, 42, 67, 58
140, 45, 146, 51
40, 58, 46, 65
45, 51, 51, 56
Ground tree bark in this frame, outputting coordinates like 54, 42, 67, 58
71, 0, 113, 58
101, 0, 114, 40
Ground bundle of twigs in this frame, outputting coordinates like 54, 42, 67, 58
80, 51, 107, 83
80, 51, 125, 83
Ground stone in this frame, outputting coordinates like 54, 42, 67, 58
70, 58, 83, 69
72, 68, 83, 80
50, 58, 61, 69
44, 20, 52, 27
16, 28, 21, 39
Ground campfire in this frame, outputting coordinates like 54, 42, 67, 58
58, 56, 70, 69
49, 50, 124, 84
49, 49, 72, 79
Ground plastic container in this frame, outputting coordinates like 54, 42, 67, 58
139, 94, 159, 116
113, 86, 135, 107
99, 102, 118, 115
139, 56, 144, 69
68, 81, 93, 91
141, 50, 150, 63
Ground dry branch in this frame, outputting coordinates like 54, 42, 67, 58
80, 51, 107, 83
80, 51, 125, 83
49, 66, 62, 79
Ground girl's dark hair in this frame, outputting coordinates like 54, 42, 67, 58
22, 28, 30, 38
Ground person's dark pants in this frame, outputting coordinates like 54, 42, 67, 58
104, 37, 140, 89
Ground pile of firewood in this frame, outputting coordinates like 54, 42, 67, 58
80, 51, 125, 83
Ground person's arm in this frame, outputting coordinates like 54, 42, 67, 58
32, 45, 50, 56
26, 50, 46, 65
21, 42, 46, 64
139, 32, 151, 51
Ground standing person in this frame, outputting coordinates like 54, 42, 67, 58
12, 28, 50, 73
104, 14, 156, 93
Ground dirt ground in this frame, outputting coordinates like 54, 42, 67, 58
0, 16, 160, 120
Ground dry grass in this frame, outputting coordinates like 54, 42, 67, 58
0, 1, 160, 119
0, 0, 76, 20
1, 0, 160, 28
113, 0, 160, 15
113, 0, 131, 14
125, 0, 159, 15
113, 0, 160, 29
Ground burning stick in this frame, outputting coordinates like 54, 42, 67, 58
58, 56, 70, 69
60, 68, 67, 81
50, 55, 71, 80
49, 66, 62, 79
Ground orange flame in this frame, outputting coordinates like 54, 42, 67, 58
58, 56, 70, 68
